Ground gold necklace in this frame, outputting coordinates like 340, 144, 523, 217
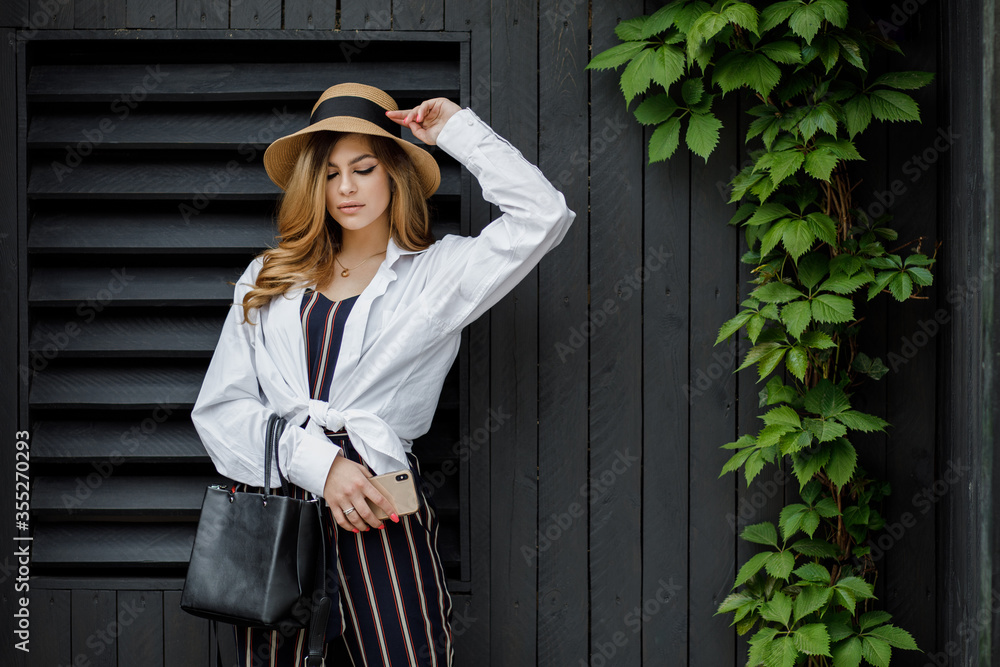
335, 250, 386, 277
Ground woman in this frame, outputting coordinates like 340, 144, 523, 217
191, 82, 576, 666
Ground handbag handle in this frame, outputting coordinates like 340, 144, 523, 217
262, 413, 292, 500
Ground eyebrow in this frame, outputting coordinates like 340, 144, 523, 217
328, 154, 377, 168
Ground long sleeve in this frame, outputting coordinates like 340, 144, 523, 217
190, 259, 342, 498
418, 106, 577, 335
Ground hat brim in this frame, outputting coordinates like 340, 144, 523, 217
263, 116, 441, 198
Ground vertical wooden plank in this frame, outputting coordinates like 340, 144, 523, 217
164, 591, 210, 667
29, 0, 74, 28
283, 0, 336, 29
116, 591, 163, 667
445, 3, 491, 663
127, 0, 177, 28
687, 93, 739, 667
340, 0, 391, 30
882, 2, 940, 659
28, 590, 70, 667
71, 590, 117, 667
489, 0, 538, 663
640, 0, 690, 659
175, 0, 228, 28
0, 0, 28, 27
229, 0, 279, 29
392, 0, 443, 30
0, 26, 23, 667
589, 4, 643, 667
74, 0, 126, 28
537, 0, 589, 664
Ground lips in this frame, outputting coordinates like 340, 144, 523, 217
338, 202, 364, 214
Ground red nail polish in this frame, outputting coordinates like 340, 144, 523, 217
391, 513, 399, 523
352, 528, 359, 533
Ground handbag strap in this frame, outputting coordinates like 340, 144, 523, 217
262, 413, 331, 664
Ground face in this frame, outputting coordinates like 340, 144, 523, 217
325, 133, 393, 234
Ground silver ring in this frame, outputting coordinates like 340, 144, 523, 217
342, 507, 355, 516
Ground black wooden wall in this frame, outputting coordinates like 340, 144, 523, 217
0, 1, 993, 666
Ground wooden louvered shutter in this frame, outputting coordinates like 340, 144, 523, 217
25, 37, 471, 643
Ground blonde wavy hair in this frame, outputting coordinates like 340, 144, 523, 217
239, 130, 435, 323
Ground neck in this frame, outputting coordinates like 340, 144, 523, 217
339, 219, 391, 260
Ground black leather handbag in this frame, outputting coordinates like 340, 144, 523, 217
180, 413, 332, 666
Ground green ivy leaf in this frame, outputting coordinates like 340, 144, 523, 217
859, 611, 892, 631
833, 410, 889, 432
872, 70, 935, 90
798, 331, 837, 349
641, 2, 685, 38
818, 272, 871, 295
861, 636, 892, 667
835, 34, 865, 70
649, 116, 683, 162
888, 271, 914, 300
825, 438, 858, 489
811, 293, 855, 324
686, 112, 724, 160
681, 77, 704, 105
794, 562, 831, 583
753, 281, 806, 303
675, 0, 712, 33
797, 252, 830, 289
866, 624, 918, 650
804, 147, 839, 181
786, 345, 809, 382
843, 94, 873, 137
788, 3, 824, 44
791, 538, 839, 558
652, 45, 687, 90
621, 47, 659, 106
742, 521, 780, 547
715, 309, 755, 344
794, 622, 833, 656
780, 300, 813, 338
803, 379, 850, 417
804, 417, 848, 443
804, 212, 838, 245
831, 637, 862, 667
907, 266, 934, 286
782, 219, 818, 260
763, 405, 802, 428
852, 352, 889, 380
815, 0, 849, 27
634, 94, 679, 125
759, 0, 800, 33
734, 550, 773, 587
869, 89, 920, 122
761, 590, 793, 626
747, 202, 794, 226
759, 40, 802, 64
721, 446, 755, 476
615, 16, 649, 41
587, 40, 652, 71
724, 2, 759, 34
766, 550, 796, 580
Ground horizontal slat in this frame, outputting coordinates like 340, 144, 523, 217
33, 522, 459, 567
28, 159, 280, 199
30, 365, 205, 409
29, 266, 239, 306
30, 315, 223, 357
33, 476, 221, 518
28, 108, 455, 154
27, 61, 460, 101
28, 158, 461, 199
28, 210, 460, 253
28, 210, 276, 253
30, 575, 472, 594
33, 523, 196, 567
32, 420, 209, 463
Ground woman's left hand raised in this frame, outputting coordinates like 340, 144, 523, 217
385, 98, 462, 146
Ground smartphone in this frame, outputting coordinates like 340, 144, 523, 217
365, 470, 421, 521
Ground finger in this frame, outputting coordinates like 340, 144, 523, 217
332, 506, 358, 533
344, 506, 369, 532
362, 485, 398, 525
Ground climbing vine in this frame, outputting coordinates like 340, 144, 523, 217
588, 1, 933, 665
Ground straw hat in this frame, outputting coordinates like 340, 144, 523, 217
263, 82, 441, 198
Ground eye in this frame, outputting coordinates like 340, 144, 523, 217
327, 166, 376, 180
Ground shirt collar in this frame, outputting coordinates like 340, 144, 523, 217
385, 234, 431, 267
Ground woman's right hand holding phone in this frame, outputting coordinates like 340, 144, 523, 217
323, 455, 399, 532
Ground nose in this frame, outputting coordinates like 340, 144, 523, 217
338, 172, 357, 195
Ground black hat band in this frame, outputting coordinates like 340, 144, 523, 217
309, 95, 401, 137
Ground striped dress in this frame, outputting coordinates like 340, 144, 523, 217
229, 288, 455, 667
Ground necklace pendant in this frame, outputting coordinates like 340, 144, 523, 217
341, 269, 350, 277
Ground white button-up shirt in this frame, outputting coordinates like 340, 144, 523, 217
191, 107, 577, 498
